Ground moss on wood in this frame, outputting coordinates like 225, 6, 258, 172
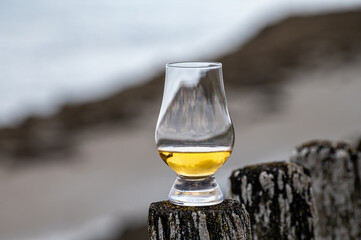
148, 199, 252, 240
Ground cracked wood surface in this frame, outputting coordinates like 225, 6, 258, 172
291, 141, 361, 240
230, 161, 316, 240
148, 200, 251, 240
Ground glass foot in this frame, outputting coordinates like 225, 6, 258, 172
168, 175, 224, 206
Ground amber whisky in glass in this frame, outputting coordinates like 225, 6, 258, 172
155, 62, 234, 206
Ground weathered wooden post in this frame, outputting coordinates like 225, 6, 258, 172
148, 199, 252, 240
230, 161, 316, 240
291, 140, 361, 240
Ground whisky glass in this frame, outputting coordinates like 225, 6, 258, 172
155, 62, 234, 206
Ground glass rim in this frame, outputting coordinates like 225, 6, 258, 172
166, 61, 222, 69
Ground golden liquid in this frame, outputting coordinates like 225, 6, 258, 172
158, 147, 232, 178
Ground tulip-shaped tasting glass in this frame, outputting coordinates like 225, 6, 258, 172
155, 62, 234, 206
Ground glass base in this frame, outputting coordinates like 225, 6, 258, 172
168, 175, 224, 206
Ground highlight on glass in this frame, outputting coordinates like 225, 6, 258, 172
155, 62, 234, 206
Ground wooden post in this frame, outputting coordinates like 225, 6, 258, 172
148, 199, 252, 240
291, 140, 361, 240
230, 161, 316, 240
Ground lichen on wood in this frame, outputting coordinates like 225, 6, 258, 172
230, 161, 316, 240
148, 200, 252, 240
290, 140, 361, 240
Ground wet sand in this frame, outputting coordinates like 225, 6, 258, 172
0, 10, 361, 240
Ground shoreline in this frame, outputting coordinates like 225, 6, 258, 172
0, 9, 361, 240
1, 9, 361, 162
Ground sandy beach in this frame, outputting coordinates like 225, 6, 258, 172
0, 10, 361, 240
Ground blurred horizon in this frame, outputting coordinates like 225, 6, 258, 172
1, 0, 361, 127
1, 1, 361, 240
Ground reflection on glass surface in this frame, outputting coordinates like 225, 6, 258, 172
155, 62, 234, 206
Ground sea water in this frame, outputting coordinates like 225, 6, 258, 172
1, 1, 361, 240
0, 0, 359, 127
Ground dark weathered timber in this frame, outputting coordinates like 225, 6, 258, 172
230, 161, 316, 240
290, 140, 361, 240
148, 200, 252, 240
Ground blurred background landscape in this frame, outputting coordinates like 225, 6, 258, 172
1, 0, 361, 239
